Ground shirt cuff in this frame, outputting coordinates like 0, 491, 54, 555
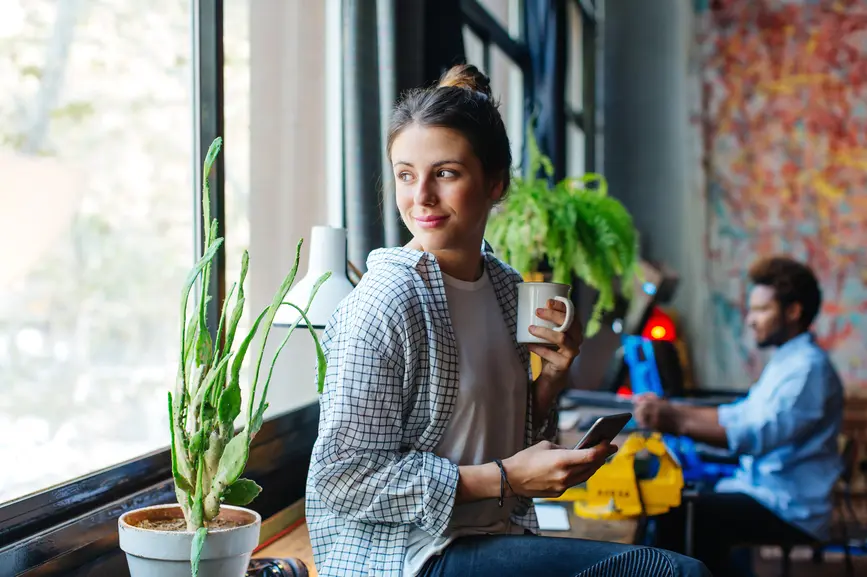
418, 451, 460, 536
717, 402, 747, 454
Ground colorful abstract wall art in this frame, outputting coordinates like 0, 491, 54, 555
698, 0, 867, 392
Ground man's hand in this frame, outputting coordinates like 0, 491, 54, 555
633, 393, 680, 434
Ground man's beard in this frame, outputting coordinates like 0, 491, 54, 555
756, 324, 788, 349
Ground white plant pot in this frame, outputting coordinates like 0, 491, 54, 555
118, 503, 261, 577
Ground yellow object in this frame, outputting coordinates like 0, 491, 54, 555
531, 353, 542, 379
547, 432, 684, 520
522, 271, 547, 380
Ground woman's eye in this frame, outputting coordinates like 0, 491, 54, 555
437, 169, 457, 178
397, 171, 413, 182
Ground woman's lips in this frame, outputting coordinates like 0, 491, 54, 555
414, 215, 448, 229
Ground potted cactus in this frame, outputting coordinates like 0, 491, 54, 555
117, 138, 328, 577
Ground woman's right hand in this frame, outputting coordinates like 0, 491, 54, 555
502, 441, 617, 498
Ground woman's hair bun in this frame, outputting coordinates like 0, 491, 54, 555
437, 64, 493, 99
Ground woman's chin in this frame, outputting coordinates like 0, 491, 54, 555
411, 229, 448, 247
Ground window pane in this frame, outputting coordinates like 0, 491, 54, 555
0, 1, 193, 504
566, 0, 584, 111
478, 0, 521, 39
567, 121, 586, 177
489, 44, 524, 172
224, 0, 250, 347
462, 25, 485, 72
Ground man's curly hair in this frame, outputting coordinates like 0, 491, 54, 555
748, 256, 822, 329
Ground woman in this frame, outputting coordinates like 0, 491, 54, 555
305, 64, 710, 577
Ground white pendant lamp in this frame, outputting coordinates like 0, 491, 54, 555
275, 226, 355, 329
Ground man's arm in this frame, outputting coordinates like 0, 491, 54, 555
634, 394, 729, 448
670, 404, 729, 448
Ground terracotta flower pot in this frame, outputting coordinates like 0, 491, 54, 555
118, 503, 261, 577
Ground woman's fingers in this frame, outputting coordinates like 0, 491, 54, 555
559, 443, 613, 466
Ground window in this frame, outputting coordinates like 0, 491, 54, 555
462, 0, 527, 171
478, 0, 517, 37
490, 44, 525, 171
0, 1, 334, 569
246, 0, 329, 417
224, 0, 251, 339
565, 0, 597, 176
0, 0, 194, 505
463, 25, 486, 73
566, 0, 585, 176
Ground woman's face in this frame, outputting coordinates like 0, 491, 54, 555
391, 124, 503, 254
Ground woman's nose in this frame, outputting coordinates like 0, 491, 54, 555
414, 177, 437, 206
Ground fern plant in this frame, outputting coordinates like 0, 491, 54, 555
486, 130, 639, 336
170, 137, 328, 576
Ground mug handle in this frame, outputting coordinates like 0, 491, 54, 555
552, 296, 574, 333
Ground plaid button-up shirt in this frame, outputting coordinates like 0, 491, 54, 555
305, 244, 557, 576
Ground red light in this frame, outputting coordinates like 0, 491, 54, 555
642, 307, 677, 341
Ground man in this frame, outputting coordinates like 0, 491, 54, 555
635, 256, 844, 576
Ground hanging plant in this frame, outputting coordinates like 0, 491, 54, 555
486, 129, 640, 336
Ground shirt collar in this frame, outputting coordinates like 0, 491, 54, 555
366, 239, 497, 272
773, 331, 814, 359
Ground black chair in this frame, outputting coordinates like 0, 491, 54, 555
680, 436, 858, 577
773, 435, 857, 577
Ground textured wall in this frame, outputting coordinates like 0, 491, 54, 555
698, 0, 867, 393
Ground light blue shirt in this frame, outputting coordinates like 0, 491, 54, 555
716, 332, 844, 539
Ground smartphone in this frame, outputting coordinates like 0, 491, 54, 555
573, 412, 633, 450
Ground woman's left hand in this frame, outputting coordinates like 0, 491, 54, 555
526, 299, 584, 380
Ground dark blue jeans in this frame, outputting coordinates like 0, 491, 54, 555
419, 534, 712, 577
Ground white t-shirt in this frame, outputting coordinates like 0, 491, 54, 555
403, 269, 528, 576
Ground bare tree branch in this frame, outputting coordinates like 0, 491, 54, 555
22, 0, 84, 154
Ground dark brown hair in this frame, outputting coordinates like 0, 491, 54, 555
386, 64, 512, 196
748, 256, 822, 329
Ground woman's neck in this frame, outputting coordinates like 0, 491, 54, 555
406, 240, 484, 282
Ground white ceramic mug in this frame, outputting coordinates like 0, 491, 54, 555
516, 282, 575, 345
